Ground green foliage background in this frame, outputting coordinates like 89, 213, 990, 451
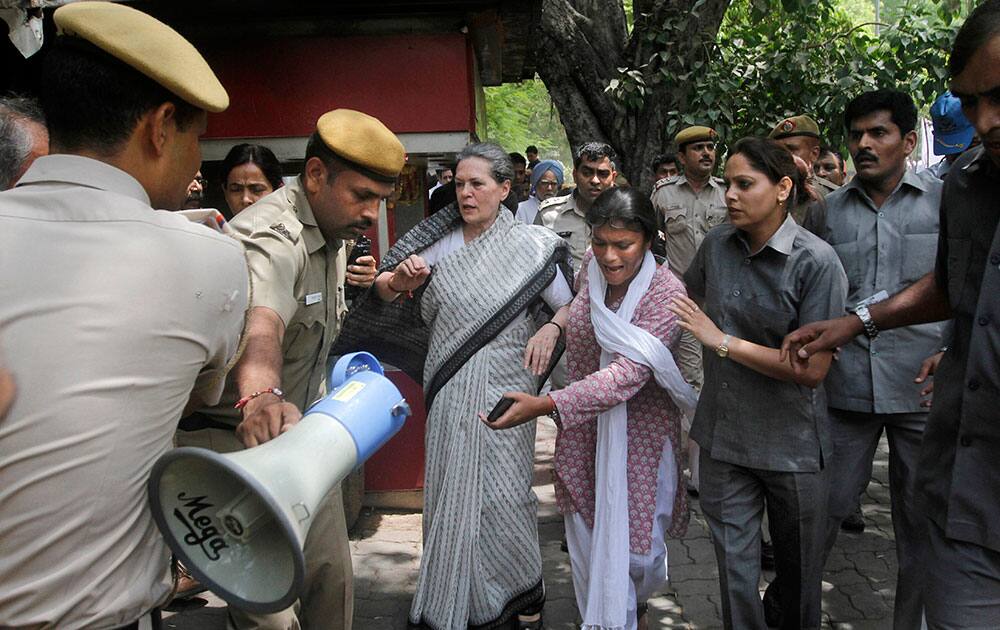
486, 0, 967, 163
483, 78, 573, 166
664, 0, 966, 152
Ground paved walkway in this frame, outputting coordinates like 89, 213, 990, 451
164, 418, 897, 629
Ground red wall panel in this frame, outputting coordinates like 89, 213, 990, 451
203, 33, 474, 138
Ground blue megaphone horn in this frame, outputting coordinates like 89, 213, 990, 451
148, 352, 410, 613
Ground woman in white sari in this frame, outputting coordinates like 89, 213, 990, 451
341, 143, 573, 629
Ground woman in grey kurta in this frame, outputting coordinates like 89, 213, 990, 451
340, 143, 573, 629
668, 137, 848, 629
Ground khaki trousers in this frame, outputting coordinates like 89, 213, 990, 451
175, 428, 354, 630
676, 329, 703, 490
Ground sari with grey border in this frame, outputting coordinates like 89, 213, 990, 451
335, 206, 571, 629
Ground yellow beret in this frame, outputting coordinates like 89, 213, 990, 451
54, 2, 228, 113
674, 126, 718, 149
316, 109, 405, 179
769, 115, 821, 140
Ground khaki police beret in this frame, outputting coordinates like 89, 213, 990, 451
316, 109, 405, 179
54, 2, 229, 113
769, 115, 821, 140
674, 126, 718, 149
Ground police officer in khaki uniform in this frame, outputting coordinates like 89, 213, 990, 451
178, 109, 403, 630
534, 142, 617, 273
0, 4, 249, 628
650, 125, 726, 494
651, 126, 728, 281
769, 115, 841, 197
651, 126, 726, 386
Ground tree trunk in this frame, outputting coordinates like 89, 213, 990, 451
534, 0, 731, 191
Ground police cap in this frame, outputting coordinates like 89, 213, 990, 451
674, 126, 718, 150
769, 115, 821, 140
53, 2, 229, 113
316, 109, 406, 180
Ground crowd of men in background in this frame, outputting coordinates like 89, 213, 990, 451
1, 0, 998, 628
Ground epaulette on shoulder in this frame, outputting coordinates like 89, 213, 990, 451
538, 192, 572, 210
652, 175, 679, 191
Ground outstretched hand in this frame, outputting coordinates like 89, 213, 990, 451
780, 315, 863, 373
390, 255, 431, 293
524, 323, 560, 376
914, 351, 943, 408
667, 296, 725, 349
479, 391, 554, 430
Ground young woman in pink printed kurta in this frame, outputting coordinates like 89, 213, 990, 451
485, 187, 694, 628
548, 249, 690, 555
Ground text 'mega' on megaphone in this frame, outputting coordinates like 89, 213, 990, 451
148, 352, 410, 613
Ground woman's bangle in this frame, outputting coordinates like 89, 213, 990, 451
543, 320, 564, 337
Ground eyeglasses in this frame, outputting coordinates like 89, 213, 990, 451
536, 180, 560, 188
587, 216, 644, 230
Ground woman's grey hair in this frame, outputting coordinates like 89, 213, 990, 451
0, 94, 45, 190
456, 142, 514, 184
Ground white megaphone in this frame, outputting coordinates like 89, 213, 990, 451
148, 352, 410, 613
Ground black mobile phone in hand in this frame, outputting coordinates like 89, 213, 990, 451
487, 396, 515, 423
345, 235, 372, 302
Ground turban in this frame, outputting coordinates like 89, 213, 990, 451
530, 159, 564, 194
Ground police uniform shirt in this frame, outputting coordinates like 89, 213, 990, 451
534, 191, 592, 273
812, 174, 840, 197
921, 146, 1000, 552
201, 176, 348, 424
650, 174, 728, 276
0, 155, 249, 629
819, 169, 945, 413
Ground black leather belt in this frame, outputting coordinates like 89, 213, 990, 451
177, 411, 237, 432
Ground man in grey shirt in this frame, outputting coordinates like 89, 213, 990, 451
807, 90, 944, 629
784, 4, 1000, 623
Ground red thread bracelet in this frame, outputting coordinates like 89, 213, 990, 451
234, 387, 285, 410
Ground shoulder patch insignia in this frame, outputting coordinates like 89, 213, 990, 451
269, 222, 293, 240
538, 192, 571, 210
652, 176, 678, 191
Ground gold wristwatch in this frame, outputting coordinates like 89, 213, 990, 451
715, 334, 732, 358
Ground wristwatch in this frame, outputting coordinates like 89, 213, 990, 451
715, 334, 732, 359
855, 304, 879, 339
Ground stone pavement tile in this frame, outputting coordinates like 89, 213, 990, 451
823, 568, 870, 587
841, 531, 895, 553
825, 547, 856, 572
832, 620, 892, 630
678, 593, 721, 628
846, 551, 893, 581
683, 538, 718, 566
667, 538, 693, 565
845, 589, 893, 620
544, 596, 580, 630
821, 581, 862, 623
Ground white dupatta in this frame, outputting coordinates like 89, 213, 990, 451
581, 251, 698, 629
